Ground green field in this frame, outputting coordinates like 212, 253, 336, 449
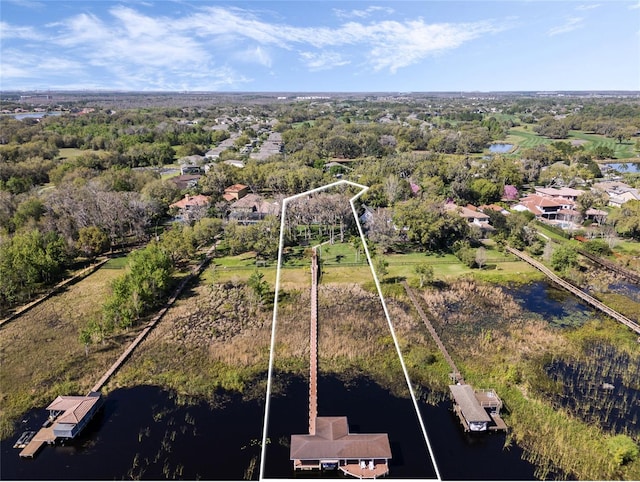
57, 147, 92, 160
505, 127, 638, 159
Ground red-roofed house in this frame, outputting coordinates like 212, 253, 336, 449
223, 184, 250, 202
170, 194, 211, 221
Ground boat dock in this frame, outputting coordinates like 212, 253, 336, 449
290, 245, 391, 478
402, 281, 507, 433
449, 385, 507, 432
309, 247, 319, 435
19, 426, 56, 458
401, 281, 464, 383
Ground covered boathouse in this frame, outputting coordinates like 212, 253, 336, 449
449, 384, 506, 432
46, 392, 103, 438
19, 392, 103, 458
290, 416, 391, 478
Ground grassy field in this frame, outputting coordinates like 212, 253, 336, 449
0, 261, 130, 438
57, 147, 93, 160
505, 127, 638, 159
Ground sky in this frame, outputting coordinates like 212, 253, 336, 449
1, 0, 639, 92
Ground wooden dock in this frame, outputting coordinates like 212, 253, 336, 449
309, 247, 319, 435
401, 281, 464, 383
507, 247, 640, 335
19, 426, 56, 458
578, 248, 640, 285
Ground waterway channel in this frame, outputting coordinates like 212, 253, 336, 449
2, 374, 540, 480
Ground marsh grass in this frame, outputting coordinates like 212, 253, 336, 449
413, 278, 640, 480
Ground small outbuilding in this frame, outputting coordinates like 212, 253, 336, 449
47, 392, 103, 439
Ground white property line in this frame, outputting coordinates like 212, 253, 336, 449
259, 180, 440, 481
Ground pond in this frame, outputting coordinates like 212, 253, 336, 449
1, 375, 540, 480
504, 281, 595, 328
601, 162, 640, 173
488, 143, 514, 153
12, 112, 63, 120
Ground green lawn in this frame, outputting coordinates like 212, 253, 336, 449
57, 147, 93, 160
209, 243, 538, 287
505, 127, 638, 159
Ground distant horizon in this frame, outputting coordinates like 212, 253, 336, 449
4, 89, 640, 95
2, 1, 639, 92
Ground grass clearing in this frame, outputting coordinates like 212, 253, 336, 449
0, 262, 131, 438
505, 127, 638, 159
57, 147, 94, 160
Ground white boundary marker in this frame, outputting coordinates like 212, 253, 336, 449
259, 180, 440, 480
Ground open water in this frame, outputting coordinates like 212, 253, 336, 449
1, 374, 540, 480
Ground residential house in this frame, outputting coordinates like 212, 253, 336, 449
534, 186, 583, 201
445, 203, 495, 237
223, 184, 250, 202
515, 194, 579, 227
592, 181, 640, 208
228, 193, 279, 223
170, 194, 211, 221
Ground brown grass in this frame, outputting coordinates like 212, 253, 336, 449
0, 264, 131, 438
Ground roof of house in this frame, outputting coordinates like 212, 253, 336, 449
170, 194, 211, 210
229, 193, 280, 215
535, 186, 583, 198
290, 417, 392, 461
225, 183, 249, 193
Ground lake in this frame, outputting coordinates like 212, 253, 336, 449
12, 112, 63, 120
488, 143, 514, 153
1, 375, 540, 480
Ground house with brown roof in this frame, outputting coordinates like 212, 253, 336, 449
445, 203, 495, 237
223, 183, 250, 202
170, 194, 211, 221
291, 416, 391, 477
534, 186, 584, 201
514, 194, 580, 227
228, 193, 279, 223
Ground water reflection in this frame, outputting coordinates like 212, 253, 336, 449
1, 375, 540, 480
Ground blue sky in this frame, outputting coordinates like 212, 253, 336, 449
1, 0, 639, 92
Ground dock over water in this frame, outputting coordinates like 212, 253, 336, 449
290, 245, 391, 478
402, 281, 507, 433
309, 247, 319, 435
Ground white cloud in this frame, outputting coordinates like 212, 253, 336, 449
547, 17, 584, 36
576, 4, 600, 11
629, 1, 640, 9
0, 21, 43, 40
333, 6, 395, 19
0, 4, 507, 89
299, 51, 351, 71
237, 46, 273, 68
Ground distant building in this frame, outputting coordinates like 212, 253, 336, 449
592, 181, 640, 208
445, 203, 495, 237
228, 193, 279, 223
